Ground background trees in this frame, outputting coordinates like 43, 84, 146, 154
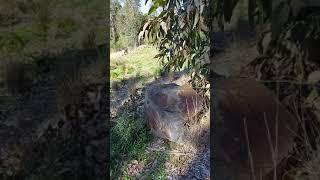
111, 0, 145, 50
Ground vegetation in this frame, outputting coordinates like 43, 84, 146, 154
0, 0, 107, 179
110, 46, 161, 82
0, 0, 106, 95
137, 0, 320, 179
139, 0, 211, 92
0, 0, 105, 54
111, 0, 146, 50
139, 0, 319, 90
110, 46, 172, 179
111, 112, 154, 178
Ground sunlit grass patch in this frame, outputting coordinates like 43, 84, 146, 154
111, 45, 172, 179
110, 46, 161, 82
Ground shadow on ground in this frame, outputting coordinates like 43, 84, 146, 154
0, 44, 108, 180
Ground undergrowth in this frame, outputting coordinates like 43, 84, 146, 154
111, 112, 154, 179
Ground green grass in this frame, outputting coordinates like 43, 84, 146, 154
110, 46, 161, 84
111, 45, 170, 179
111, 112, 154, 179
0, 0, 106, 55
111, 111, 169, 179
144, 151, 168, 180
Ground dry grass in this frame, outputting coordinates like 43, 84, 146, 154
295, 146, 320, 180
240, 80, 320, 180
110, 45, 161, 82
286, 99, 320, 180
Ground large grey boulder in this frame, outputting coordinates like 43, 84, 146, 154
144, 83, 203, 142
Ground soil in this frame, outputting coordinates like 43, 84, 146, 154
0, 44, 108, 179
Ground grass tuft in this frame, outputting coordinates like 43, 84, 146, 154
111, 112, 154, 178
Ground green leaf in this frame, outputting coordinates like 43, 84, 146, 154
148, 3, 159, 15
148, 0, 166, 15
199, 16, 208, 32
157, 0, 166, 7
160, 22, 168, 34
193, 9, 200, 28
138, 31, 145, 42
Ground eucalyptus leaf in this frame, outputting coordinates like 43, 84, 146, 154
193, 9, 200, 28
160, 21, 168, 33
199, 16, 208, 32
148, 3, 159, 15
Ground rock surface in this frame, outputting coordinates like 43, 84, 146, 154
144, 82, 203, 142
213, 78, 298, 179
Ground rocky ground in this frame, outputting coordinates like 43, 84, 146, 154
0, 44, 107, 179
110, 63, 210, 179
